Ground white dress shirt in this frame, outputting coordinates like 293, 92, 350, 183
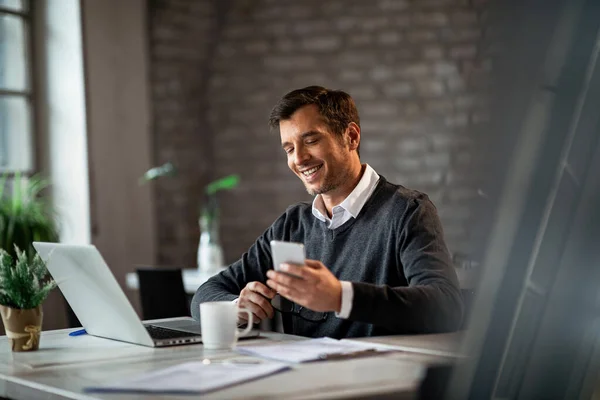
311, 164, 380, 319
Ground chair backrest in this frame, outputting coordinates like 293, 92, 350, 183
64, 299, 82, 328
136, 267, 190, 320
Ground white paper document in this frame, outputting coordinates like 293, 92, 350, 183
236, 337, 390, 363
84, 360, 290, 394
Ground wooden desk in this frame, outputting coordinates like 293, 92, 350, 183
351, 332, 466, 360
0, 319, 464, 400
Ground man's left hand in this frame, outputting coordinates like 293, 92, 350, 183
266, 259, 342, 313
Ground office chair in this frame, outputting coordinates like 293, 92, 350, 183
65, 300, 82, 328
136, 267, 190, 320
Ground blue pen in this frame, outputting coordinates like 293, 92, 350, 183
69, 329, 87, 337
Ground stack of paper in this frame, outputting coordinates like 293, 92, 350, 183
85, 361, 290, 394
236, 337, 389, 363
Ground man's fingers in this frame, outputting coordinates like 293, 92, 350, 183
267, 270, 310, 293
237, 311, 251, 322
271, 270, 303, 287
248, 281, 277, 299
267, 280, 304, 307
239, 285, 274, 320
239, 311, 264, 324
279, 263, 310, 279
246, 290, 274, 319
267, 279, 297, 300
239, 297, 268, 321
304, 259, 323, 269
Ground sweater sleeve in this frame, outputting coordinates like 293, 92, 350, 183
190, 217, 279, 321
348, 195, 464, 333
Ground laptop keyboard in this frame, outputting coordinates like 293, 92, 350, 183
145, 325, 198, 339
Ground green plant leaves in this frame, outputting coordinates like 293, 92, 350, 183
0, 247, 56, 309
205, 175, 240, 195
0, 173, 59, 260
138, 162, 176, 185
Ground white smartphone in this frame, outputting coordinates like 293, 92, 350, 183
270, 240, 305, 274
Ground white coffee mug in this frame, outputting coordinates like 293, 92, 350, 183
200, 301, 253, 350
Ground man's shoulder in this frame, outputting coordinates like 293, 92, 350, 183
265, 201, 314, 238
262, 201, 313, 239
269, 201, 312, 227
373, 178, 440, 232
284, 201, 313, 218
377, 176, 431, 207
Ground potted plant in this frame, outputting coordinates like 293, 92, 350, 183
197, 174, 240, 272
138, 162, 176, 184
139, 163, 240, 271
0, 246, 56, 351
0, 173, 59, 259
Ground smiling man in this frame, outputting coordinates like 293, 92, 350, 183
191, 86, 463, 338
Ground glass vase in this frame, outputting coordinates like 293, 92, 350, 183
197, 197, 224, 272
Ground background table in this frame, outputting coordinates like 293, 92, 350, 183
126, 267, 479, 294
126, 269, 219, 294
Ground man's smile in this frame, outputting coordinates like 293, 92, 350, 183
299, 164, 323, 181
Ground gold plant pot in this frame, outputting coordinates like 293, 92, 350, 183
0, 305, 43, 352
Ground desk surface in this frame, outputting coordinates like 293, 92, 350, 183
0, 318, 464, 400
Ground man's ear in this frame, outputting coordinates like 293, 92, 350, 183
346, 122, 361, 151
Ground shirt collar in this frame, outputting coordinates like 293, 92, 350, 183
312, 164, 380, 222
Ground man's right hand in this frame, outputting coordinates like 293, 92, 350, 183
237, 281, 276, 323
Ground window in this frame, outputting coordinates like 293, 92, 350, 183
0, 0, 33, 173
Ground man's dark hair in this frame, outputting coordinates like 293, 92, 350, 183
269, 86, 361, 156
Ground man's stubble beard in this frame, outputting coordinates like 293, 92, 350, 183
305, 178, 338, 196
302, 141, 354, 197
303, 161, 352, 197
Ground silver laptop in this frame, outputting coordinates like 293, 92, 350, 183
33, 242, 258, 347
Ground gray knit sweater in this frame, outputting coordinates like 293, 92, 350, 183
191, 176, 463, 338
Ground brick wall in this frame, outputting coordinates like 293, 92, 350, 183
149, 0, 490, 267
149, 0, 217, 266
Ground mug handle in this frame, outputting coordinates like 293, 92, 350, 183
235, 308, 254, 338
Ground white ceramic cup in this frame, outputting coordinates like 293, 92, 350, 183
200, 301, 253, 350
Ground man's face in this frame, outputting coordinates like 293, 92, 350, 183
279, 105, 355, 196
